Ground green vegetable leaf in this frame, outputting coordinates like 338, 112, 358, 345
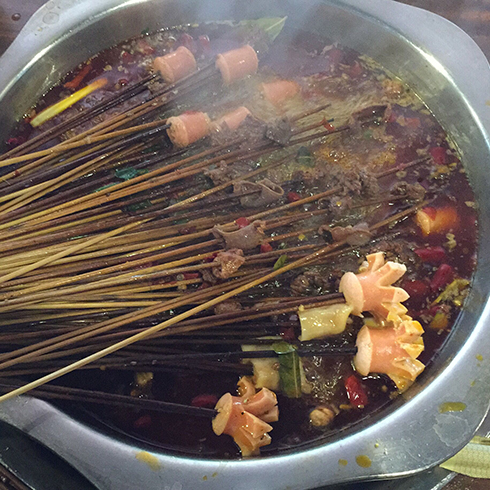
273, 254, 288, 270
239, 17, 287, 42
272, 341, 301, 398
115, 167, 149, 181
94, 183, 117, 193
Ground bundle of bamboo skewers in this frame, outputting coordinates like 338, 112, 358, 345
0, 33, 431, 423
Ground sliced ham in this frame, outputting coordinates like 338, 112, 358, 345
261, 80, 300, 106
354, 319, 425, 390
215, 45, 259, 84
212, 385, 277, 457
339, 252, 409, 318
213, 106, 251, 131
166, 111, 211, 148
153, 46, 197, 83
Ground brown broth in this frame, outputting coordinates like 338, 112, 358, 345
3, 21, 478, 459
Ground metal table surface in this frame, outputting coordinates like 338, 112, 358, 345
0, 1, 489, 489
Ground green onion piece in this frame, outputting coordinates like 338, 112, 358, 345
272, 341, 301, 398
115, 167, 149, 181
273, 255, 288, 270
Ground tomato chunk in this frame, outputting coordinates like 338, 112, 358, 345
415, 207, 459, 236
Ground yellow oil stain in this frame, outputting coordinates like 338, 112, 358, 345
476, 354, 483, 361
471, 380, 476, 387
486, 100, 490, 107
355, 455, 372, 468
135, 451, 161, 471
374, 442, 380, 448
439, 402, 466, 413
212, 472, 218, 478
338, 459, 348, 466
203, 475, 208, 481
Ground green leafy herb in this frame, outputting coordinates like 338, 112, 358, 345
239, 16, 287, 42
115, 167, 148, 181
94, 183, 117, 193
273, 254, 288, 270
272, 341, 301, 398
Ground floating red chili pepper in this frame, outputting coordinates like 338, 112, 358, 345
287, 191, 301, 203
135, 39, 155, 55
405, 117, 420, 129
235, 217, 250, 229
121, 51, 133, 64
260, 242, 273, 253
430, 146, 447, 165
198, 35, 211, 53
414, 246, 446, 263
179, 33, 196, 53
6, 136, 26, 148
345, 375, 368, 408
327, 47, 344, 65
64, 63, 92, 90
347, 61, 363, 78
403, 279, 429, 301
321, 117, 335, 131
118, 78, 129, 87
191, 394, 219, 408
280, 326, 296, 341
430, 264, 454, 292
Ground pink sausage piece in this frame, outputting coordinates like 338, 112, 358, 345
215, 45, 259, 85
153, 46, 197, 84
261, 80, 300, 106
354, 323, 424, 380
166, 111, 211, 148
213, 106, 251, 131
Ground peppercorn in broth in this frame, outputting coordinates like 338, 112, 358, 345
3, 20, 477, 459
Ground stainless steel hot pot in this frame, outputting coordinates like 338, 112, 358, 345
0, 1, 489, 489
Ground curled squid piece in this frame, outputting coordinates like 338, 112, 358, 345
339, 252, 409, 319
212, 381, 279, 457
354, 319, 425, 391
233, 179, 284, 208
166, 111, 211, 148
153, 46, 197, 83
215, 45, 259, 85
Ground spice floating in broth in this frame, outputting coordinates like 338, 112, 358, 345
0, 18, 477, 460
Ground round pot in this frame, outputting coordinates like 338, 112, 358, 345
0, 1, 489, 489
